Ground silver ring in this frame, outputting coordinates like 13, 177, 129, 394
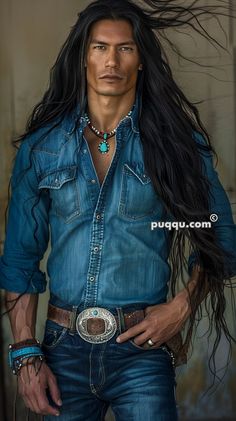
147, 338, 155, 347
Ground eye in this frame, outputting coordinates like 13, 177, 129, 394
120, 47, 134, 52
93, 45, 106, 50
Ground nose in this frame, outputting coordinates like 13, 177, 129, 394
105, 47, 120, 68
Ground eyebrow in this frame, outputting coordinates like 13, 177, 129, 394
90, 39, 136, 46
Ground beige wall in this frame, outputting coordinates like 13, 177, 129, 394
0, 1, 235, 420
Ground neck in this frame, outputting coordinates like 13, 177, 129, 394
86, 90, 136, 132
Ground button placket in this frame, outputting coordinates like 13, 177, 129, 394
82, 131, 123, 308
80, 139, 100, 208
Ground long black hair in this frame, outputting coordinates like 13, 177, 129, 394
5, 0, 236, 396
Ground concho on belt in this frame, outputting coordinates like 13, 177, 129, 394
76, 307, 117, 344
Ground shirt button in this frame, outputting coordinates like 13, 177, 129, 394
96, 214, 101, 220
83, 149, 87, 154
91, 179, 96, 184
93, 246, 99, 252
89, 276, 95, 282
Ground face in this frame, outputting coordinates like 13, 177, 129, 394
85, 19, 142, 97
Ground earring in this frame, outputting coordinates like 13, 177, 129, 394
139, 64, 143, 71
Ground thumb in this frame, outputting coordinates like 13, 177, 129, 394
47, 371, 62, 407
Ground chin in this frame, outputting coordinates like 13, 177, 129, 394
96, 86, 130, 96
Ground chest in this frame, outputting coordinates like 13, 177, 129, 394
83, 127, 116, 186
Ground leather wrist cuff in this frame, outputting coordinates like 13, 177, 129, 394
8, 339, 43, 375
10, 338, 40, 351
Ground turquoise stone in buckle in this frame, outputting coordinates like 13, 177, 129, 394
76, 307, 117, 344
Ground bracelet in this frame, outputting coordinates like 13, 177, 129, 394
16, 355, 45, 376
9, 338, 40, 350
8, 339, 44, 375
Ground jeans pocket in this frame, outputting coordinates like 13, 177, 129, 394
128, 339, 169, 353
128, 340, 176, 370
42, 319, 68, 350
128, 339, 154, 350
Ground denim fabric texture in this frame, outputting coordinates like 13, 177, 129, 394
1, 94, 236, 420
42, 306, 178, 421
0, 94, 236, 309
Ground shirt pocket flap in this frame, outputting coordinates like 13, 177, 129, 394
124, 163, 151, 185
38, 166, 77, 190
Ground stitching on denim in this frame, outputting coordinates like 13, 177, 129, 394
42, 327, 68, 350
38, 165, 78, 182
89, 343, 94, 392
83, 135, 121, 308
99, 344, 106, 388
34, 149, 59, 156
33, 128, 73, 153
95, 343, 106, 392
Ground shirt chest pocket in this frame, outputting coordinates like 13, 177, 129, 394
118, 163, 161, 220
38, 166, 80, 223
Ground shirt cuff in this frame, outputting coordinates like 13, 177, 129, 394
0, 258, 47, 294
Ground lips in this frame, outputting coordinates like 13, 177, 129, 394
99, 74, 123, 80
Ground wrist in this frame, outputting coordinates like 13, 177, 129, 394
8, 338, 44, 375
10, 338, 40, 350
172, 292, 192, 322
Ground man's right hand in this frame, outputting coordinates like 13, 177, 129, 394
18, 360, 62, 416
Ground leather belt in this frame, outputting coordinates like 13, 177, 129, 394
47, 303, 145, 341
47, 303, 188, 367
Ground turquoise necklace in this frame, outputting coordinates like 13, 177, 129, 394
84, 109, 133, 154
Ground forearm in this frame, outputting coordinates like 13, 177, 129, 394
172, 265, 209, 322
5, 292, 38, 342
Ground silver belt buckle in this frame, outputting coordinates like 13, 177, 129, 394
76, 307, 117, 344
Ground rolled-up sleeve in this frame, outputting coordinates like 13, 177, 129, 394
188, 131, 236, 278
0, 140, 50, 293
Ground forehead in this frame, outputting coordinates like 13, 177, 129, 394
88, 19, 134, 43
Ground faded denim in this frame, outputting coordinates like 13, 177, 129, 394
0, 95, 236, 309
42, 305, 178, 421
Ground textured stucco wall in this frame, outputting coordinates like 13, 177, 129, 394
0, 1, 235, 420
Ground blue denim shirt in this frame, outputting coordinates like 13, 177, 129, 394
0, 98, 236, 309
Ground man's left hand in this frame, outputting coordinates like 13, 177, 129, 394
116, 298, 190, 348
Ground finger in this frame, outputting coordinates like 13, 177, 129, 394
19, 386, 40, 414
22, 396, 34, 411
48, 373, 62, 406
23, 394, 41, 415
35, 391, 60, 417
116, 321, 147, 343
133, 331, 154, 346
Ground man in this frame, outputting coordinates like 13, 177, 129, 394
1, 1, 236, 420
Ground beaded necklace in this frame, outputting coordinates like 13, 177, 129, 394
84, 108, 133, 154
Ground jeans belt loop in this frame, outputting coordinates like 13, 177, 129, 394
116, 307, 126, 333
69, 305, 78, 334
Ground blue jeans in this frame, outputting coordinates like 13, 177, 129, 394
42, 306, 178, 421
